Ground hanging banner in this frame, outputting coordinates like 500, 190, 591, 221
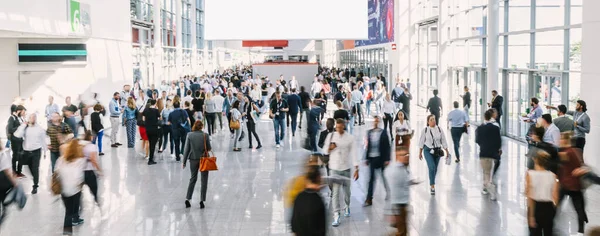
355, 0, 394, 47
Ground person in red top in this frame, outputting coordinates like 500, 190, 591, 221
557, 132, 588, 234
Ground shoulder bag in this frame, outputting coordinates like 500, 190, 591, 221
229, 110, 241, 130
199, 134, 218, 172
50, 172, 61, 195
428, 126, 445, 157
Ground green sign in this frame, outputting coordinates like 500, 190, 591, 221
70, 0, 80, 32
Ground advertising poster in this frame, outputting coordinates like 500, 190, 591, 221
355, 0, 394, 47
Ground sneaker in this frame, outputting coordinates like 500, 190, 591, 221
481, 188, 489, 195
98, 152, 104, 156
430, 188, 435, 195
256, 145, 262, 149
31, 188, 38, 194
147, 161, 157, 165
332, 213, 340, 227
170, 154, 175, 158
71, 218, 84, 226
490, 193, 497, 201
455, 159, 460, 163
362, 199, 372, 207
344, 208, 350, 217
276, 144, 280, 149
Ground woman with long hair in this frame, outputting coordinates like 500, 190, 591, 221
244, 96, 262, 149
81, 130, 102, 204
123, 97, 138, 148
393, 111, 412, 165
90, 104, 105, 156
160, 99, 174, 156
418, 114, 449, 195
230, 101, 243, 152
182, 120, 212, 209
204, 93, 217, 135
55, 139, 87, 235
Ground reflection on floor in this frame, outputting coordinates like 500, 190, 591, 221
1, 107, 599, 236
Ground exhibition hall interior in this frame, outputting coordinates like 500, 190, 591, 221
0, 0, 599, 235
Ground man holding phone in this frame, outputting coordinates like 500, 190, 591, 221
323, 118, 359, 227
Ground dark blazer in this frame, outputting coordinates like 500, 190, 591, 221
287, 94, 302, 114
182, 131, 211, 165
190, 83, 201, 93
176, 87, 189, 97
475, 123, 501, 159
427, 96, 442, 114
6, 115, 21, 140
491, 95, 504, 115
463, 91, 472, 108
365, 128, 391, 167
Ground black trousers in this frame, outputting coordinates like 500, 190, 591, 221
227, 112, 234, 134
383, 113, 393, 138
23, 149, 41, 188
529, 201, 555, 236
62, 192, 82, 233
84, 170, 98, 203
10, 139, 23, 174
157, 126, 164, 151
575, 137, 586, 151
246, 121, 261, 147
161, 125, 173, 153
147, 127, 159, 163
431, 111, 440, 126
559, 190, 587, 233
206, 112, 216, 135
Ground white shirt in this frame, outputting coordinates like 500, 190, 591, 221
323, 131, 359, 171
0, 150, 11, 171
182, 95, 194, 107
527, 170, 556, 202
213, 95, 225, 112
543, 123, 561, 147
250, 89, 261, 101
382, 100, 396, 114
80, 140, 98, 171
368, 128, 383, 157
136, 97, 148, 112
393, 120, 412, 136
418, 126, 448, 149
14, 123, 47, 152
311, 82, 322, 94
351, 90, 363, 104
55, 157, 87, 197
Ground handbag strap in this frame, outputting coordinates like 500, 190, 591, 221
428, 126, 439, 148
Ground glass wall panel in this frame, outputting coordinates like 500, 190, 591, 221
508, 0, 531, 32
568, 72, 581, 109
536, 0, 565, 28
571, 0, 582, 25
535, 30, 563, 70
570, 28, 582, 70
507, 34, 530, 68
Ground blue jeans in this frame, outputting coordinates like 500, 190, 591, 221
51, 151, 60, 173
423, 146, 441, 185
289, 112, 298, 135
92, 130, 104, 153
366, 162, 389, 199
349, 116, 355, 134
366, 100, 372, 116
273, 118, 285, 145
65, 117, 78, 138
172, 128, 188, 158
450, 127, 464, 160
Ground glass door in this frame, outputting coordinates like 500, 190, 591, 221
534, 73, 562, 107
506, 72, 530, 141
466, 69, 482, 123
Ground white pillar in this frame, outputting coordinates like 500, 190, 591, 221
487, 0, 500, 92
581, 0, 600, 166
438, 0, 451, 111
153, 0, 164, 82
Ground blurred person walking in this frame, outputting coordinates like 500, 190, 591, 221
525, 151, 559, 236
385, 147, 411, 236
363, 116, 390, 207
182, 120, 212, 209
418, 114, 449, 195
290, 165, 326, 236
323, 118, 359, 227
557, 132, 588, 234
81, 131, 102, 204
55, 139, 87, 235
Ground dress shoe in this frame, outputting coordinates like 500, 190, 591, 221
200, 201, 205, 209
31, 188, 38, 194
98, 152, 104, 156
185, 200, 191, 208
16, 173, 26, 178
115, 143, 123, 146
148, 161, 157, 165
72, 218, 84, 226
362, 199, 372, 207
111, 144, 118, 148
256, 145, 262, 149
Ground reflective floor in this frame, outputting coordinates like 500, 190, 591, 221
1, 106, 599, 236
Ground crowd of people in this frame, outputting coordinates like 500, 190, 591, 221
0, 63, 598, 236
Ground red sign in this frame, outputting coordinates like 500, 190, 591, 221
391, 43, 397, 50
242, 40, 289, 47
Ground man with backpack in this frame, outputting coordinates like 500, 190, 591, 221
168, 101, 191, 162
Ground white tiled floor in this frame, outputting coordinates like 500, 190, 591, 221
1, 106, 599, 236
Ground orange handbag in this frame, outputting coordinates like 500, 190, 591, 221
199, 134, 218, 172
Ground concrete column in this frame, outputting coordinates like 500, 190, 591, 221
438, 0, 451, 111
153, 0, 164, 82
487, 0, 500, 92
581, 0, 600, 166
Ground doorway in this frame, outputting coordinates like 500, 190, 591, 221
466, 68, 483, 124
533, 73, 562, 108
506, 72, 529, 140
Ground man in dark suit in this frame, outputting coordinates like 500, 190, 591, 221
363, 116, 390, 207
460, 86, 471, 116
190, 77, 201, 94
286, 88, 302, 136
487, 90, 504, 128
426, 89, 442, 125
176, 82, 188, 98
